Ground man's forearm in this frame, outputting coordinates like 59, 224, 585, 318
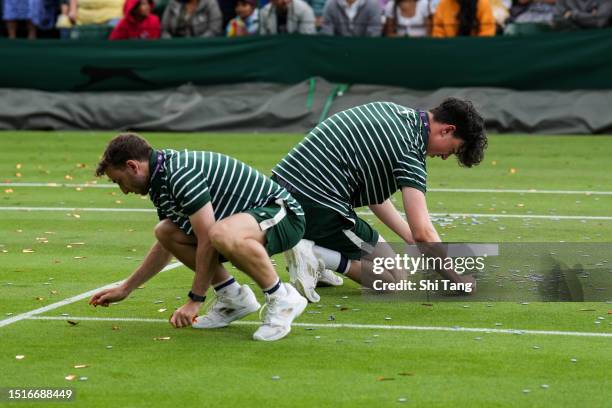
123, 241, 173, 292
369, 200, 414, 243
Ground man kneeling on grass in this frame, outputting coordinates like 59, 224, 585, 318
89, 133, 308, 341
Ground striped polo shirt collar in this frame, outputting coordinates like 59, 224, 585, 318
418, 110, 429, 156
148, 149, 165, 198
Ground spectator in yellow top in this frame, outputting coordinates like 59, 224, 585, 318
432, 0, 496, 37
68, 0, 124, 26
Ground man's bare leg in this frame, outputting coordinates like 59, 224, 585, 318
208, 213, 279, 288
154, 219, 230, 285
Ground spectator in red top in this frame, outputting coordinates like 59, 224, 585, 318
109, 0, 161, 40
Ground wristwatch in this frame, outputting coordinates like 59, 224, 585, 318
188, 290, 206, 302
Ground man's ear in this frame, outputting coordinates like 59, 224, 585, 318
443, 124, 456, 136
125, 160, 139, 173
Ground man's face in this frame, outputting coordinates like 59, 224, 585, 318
272, 0, 291, 11
106, 161, 150, 195
427, 126, 464, 160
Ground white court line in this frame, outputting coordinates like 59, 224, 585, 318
0, 182, 115, 188
0, 262, 184, 328
26, 316, 612, 338
2, 182, 612, 195
1, 206, 611, 221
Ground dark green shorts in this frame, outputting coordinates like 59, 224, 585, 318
292, 192, 379, 260
245, 201, 305, 257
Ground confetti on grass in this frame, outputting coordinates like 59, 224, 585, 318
15, 355, 25, 360
154, 337, 171, 341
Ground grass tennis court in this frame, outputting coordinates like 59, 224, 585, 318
1, 132, 611, 407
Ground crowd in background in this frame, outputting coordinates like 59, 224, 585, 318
1, 0, 611, 40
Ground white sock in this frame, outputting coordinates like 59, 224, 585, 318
313, 245, 350, 274
264, 279, 287, 297
214, 277, 241, 297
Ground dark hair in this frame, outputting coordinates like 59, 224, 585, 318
457, 0, 478, 36
96, 133, 153, 176
430, 98, 487, 167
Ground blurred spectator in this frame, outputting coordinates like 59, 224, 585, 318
321, 0, 383, 36
259, 0, 316, 34
161, 0, 222, 37
3, 0, 58, 39
218, 0, 237, 28
383, 0, 432, 37
509, 0, 555, 24
432, 0, 496, 37
68, 0, 124, 25
305, 0, 326, 28
110, 0, 161, 39
553, 0, 612, 30
490, 0, 511, 30
226, 0, 258, 35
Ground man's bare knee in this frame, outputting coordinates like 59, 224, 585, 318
154, 220, 176, 242
209, 222, 235, 251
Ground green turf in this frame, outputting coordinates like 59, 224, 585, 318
1, 132, 611, 407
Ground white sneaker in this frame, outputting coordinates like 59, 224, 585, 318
192, 284, 260, 329
284, 239, 321, 303
317, 268, 344, 287
253, 283, 307, 341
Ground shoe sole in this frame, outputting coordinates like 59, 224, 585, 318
192, 301, 261, 329
252, 296, 308, 342
285, 249, 320, 303
294, 279, 320, 303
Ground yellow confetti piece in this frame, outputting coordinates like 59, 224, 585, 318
16, 164, 22, 169
66, 245, 72, 248
112, 326, 120, 331
15, 172, 22, 178
22, 249, 35, 253
74, 364, 88, 369
115, 200, 122, 204
69, 242, 85, 246
15, 355, 25, 360
75, 187, 83, 192
137, 285, 146, 289
76, 163, 87, 168
16, 229, 23, 233
509, 168, 517, 174
73, 214, 81, 219
50, 290, 59, 295
65, 375, 76, 381
516, 203, 525, 208
73, 256, 86, 260
35, 297, 45, 301
491, 160, 497, 165
4, 189, 13, 193
154, 336, 171, 341
65, 175, 73, 180
1, 250, 8, 253
158, 308, 167, 313
44, 231, 56, 234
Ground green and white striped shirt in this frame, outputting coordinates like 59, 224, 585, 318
149, 149, 303, 235
273, 102, 428, 222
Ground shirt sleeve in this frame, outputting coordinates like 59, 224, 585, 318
156, 208, 167, 221
393, 151, 427, 193
167, 166, 211, 216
